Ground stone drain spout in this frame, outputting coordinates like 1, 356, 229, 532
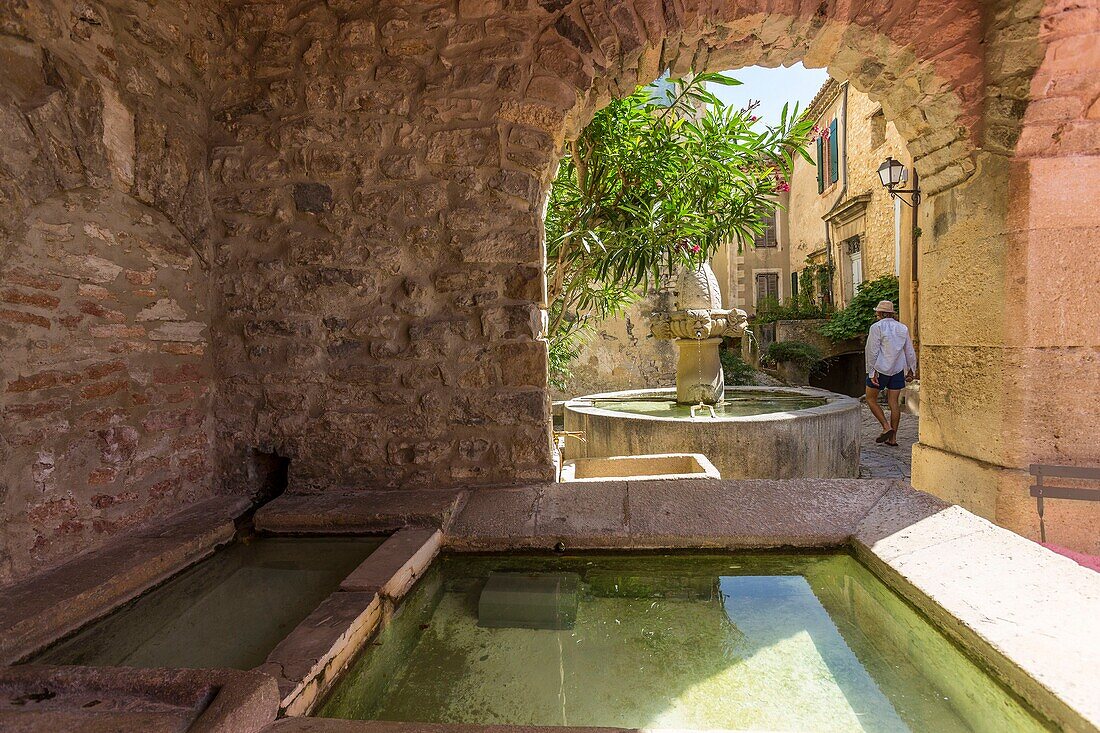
650, 260, 748, 405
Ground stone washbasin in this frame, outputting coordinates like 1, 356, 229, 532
560, 453, 721, 482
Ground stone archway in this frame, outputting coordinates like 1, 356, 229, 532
497, 0, 1097, 550
517, 0, 1095, 550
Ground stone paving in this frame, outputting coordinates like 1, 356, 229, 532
858, 399, 919, 480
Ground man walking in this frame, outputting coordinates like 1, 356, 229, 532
865, 300, 917, 446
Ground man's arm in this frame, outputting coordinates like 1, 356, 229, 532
866, 323, 881, 378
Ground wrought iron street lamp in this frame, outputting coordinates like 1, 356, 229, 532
877, 156, 921, 206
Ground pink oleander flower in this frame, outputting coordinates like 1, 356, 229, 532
776, 181, 790, 193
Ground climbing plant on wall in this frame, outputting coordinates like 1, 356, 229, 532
545, 72, 814, 386
819, 274, 901, 342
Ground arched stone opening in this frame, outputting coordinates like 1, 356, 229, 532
519, 0, 1096, 550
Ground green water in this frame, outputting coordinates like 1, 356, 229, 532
318, 553, 1050, 733
590, 390, 827, 418
32, 536, 381, 670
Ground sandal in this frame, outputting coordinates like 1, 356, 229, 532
876, 429, 895, 444
886, 438, 899, 446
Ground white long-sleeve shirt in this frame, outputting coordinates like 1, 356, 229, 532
866, 318, 917, 377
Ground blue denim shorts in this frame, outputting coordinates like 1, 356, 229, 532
867, 371, 906, 390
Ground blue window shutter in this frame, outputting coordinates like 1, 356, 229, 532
828, 118, 839, 184
816, 136, 824, 193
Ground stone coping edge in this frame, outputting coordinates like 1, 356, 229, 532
0, 494, 251, 665
443, 478, 898, 550
851, 484, 1100, 733
265, 722, 657, 733
257, 528, 443, 717
1, 665, 279, 733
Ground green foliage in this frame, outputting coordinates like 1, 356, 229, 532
719, 346, 757, 386
753, 296, 830, 325
545, 71, 814, 385
547, 326, 587, 391
763, 340, 824, 369
799, 263, 834, 310
819, 274, 900, 342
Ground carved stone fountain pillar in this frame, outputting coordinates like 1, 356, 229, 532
651, 261, 749, 405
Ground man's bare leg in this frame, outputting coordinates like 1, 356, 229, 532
886, 388, 902, 439
865, 385, 889, 432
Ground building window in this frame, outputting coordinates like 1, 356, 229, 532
753, 213, 777, 248
755, 272, 780, 307
870, 109, 886, 149
845, 236, 863, 293
816, 118, 839, 194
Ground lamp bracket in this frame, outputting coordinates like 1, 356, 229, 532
887, 186, 921, 207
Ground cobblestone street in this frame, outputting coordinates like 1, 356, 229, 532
859, 398, 918, 480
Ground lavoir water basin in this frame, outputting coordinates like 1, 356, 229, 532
31, 536, 382, 670
316, 552, 1050, 733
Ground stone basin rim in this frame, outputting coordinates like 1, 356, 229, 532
564, 385, 859, 423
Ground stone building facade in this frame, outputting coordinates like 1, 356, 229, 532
2, 0, 1098, 583
786, 80, 918, 320
712, 198, 793, 317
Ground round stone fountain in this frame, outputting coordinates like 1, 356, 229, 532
562, 261, 861, 479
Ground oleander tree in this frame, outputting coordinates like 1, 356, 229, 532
545, 71, 813, 388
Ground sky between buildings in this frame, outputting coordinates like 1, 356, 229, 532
708, 63, 830, 127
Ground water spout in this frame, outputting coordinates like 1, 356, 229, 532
690, 403, 717, 419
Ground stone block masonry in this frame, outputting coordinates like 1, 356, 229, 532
209, 0, 558, 494
0, 0, 222, 583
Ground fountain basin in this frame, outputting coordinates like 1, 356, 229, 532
563, 386, 860, 479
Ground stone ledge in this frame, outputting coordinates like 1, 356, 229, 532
340, 528, 442, 596
445, 479, 898, 550
0, 495, 250, 665
0, 665, 278, 733
260, 526, 444, 716
853, 483, 1100, 733
254, 490, 467, 535
256, 592, 383, 717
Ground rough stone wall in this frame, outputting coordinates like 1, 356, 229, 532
0, 1, 220, 582
208, 1, 554, 491
552, 290, 676, 400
